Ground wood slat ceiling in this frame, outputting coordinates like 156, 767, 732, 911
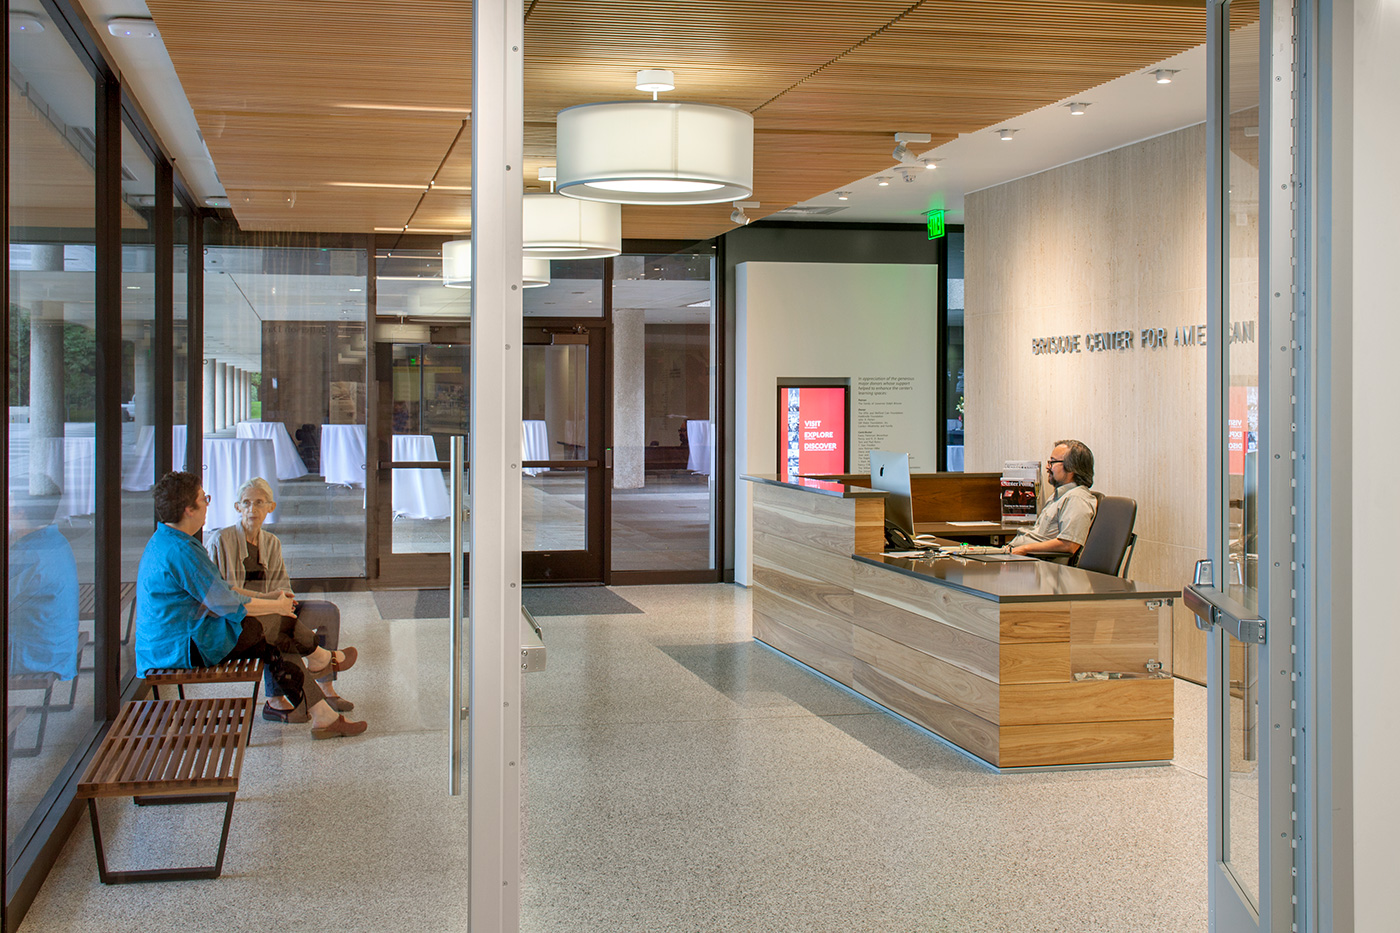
145, 0, 1205, 240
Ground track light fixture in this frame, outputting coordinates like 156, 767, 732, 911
891, 131, 931, 164
730, 200, 759, 225
1152, 69, 1179, 84
997, 128, 1017, 141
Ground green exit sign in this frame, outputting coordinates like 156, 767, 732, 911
926, 209, 946, 240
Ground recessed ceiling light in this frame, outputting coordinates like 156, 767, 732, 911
876, 177, 891, 187
998, 128, 1017, 141
836, 191, 850, 201
107, 17, 158, 39
919, 159, 938, 170
1153, 69, 1179, 84
1067, 102, 1089, 116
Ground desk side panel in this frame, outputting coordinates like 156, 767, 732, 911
999, 719, 1174, 767
852, 660, 1000, 766
853, 627, 1000, 722
853, 561, 1000, 642
852, 592, 1000, 681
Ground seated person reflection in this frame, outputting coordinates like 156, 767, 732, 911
208, 477, 357, 719
135, 471, 367, 739
1009, 439, 1098, 559
8, 502, 80, 684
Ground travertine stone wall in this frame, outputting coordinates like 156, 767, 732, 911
965, 123, 1210, 675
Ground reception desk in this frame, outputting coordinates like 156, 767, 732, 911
745, 474, 1178, 769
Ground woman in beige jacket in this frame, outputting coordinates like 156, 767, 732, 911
208, 477, 360, 722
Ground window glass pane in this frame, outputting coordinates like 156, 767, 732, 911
174, 200, 190, 439
119, 126, 157, 688
945, 230, 965, 471
204, 233, 369, 578
523, 343, 588, 552
609, 252, 716, 571
6, 4, 99, 860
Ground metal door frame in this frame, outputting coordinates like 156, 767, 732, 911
1196, 1, 1309, 929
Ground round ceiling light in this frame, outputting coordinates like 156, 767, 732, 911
442, 239, 551, 289
522, 194, 621, 259
555, 101, 753, 205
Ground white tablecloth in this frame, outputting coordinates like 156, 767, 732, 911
55, 436, 97, 521
392, 434, 450, 520
202, 437, 278, 531
236, 421, 308, 480
321, 424, 367, 487
122, 424, 189, 491
522, 420, 549, 476
686, 419, 713, 474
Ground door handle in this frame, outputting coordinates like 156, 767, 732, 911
1183, 559, 1266, 644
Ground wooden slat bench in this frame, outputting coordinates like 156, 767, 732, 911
143, 658, 265, 740
76, 697, 254, 883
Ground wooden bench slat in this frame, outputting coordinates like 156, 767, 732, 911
78, 699, 252, 799
145, 659, 263, 686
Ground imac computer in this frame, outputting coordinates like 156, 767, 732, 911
869, 450, 916, 542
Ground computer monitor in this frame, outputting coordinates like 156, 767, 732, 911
869, 450, 915, 539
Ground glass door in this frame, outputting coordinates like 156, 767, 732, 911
1189, 2, 1297, 930
371, 326, 604, 584
520, 325, 604, 583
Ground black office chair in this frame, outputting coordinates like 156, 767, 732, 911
1073, 494, 1138, 577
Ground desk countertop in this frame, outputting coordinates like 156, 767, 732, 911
741, 473, 887, 499
853, 552, 1180, 604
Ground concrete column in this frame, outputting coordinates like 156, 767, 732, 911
611, 308, 646, 489
213, 362, 228, 431
228, 368, 237, 425
28, 303, 66, 496
240, 370, 250, 421
203, 358, 217, 434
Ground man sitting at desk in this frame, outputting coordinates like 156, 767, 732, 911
1009, 439, 1097, 559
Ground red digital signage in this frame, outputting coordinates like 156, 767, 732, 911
779, 385, 850, 482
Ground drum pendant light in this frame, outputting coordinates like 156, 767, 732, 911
441, 239, 550, 288
521, 195, 622, 259
554, 71, 753, 205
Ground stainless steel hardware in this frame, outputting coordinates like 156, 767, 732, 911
449, 435, 465, 797
1184, 558, 1267, 644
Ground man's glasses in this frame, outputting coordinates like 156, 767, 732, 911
1046, 458, 1065, 467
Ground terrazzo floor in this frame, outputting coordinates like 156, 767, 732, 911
16, 584, 1211, 932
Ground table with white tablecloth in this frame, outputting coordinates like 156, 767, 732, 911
201, 437, 278, 531
686, 419, 713, 474
235, 421, 308, 480
55, 436, 97, 521
521, 420, 549, 476
121, 425, 189, 491
392, 434, 450, 520
320, 424, 368, 487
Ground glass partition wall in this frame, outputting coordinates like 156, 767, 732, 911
201, 229, 370, 579
6, 4, 101, 872
609, 251, 718, 577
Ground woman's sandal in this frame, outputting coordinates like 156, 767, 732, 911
262, 701, 310, 723
311, 715, 368, 740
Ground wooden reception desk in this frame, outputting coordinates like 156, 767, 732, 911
745, 474, 1178, 769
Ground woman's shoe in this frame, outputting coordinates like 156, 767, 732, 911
263, 701, 310, 723
331, 646, 358, 674
324, 694, 355, 712
311, 715, 368, 740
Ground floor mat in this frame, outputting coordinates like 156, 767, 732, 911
374, 586, 642, 619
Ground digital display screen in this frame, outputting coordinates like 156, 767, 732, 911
779, 385, 849, 482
